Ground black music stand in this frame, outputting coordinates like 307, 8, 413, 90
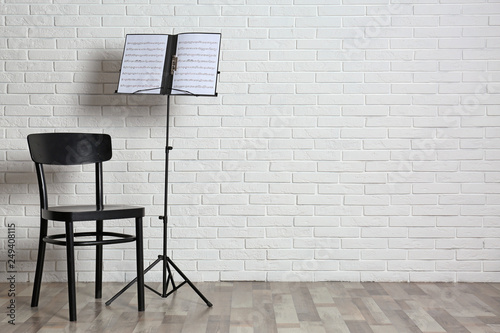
106, 32, 221, 308
106, 95, 212, 307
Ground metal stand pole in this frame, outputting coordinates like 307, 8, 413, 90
106, 95, 212, 307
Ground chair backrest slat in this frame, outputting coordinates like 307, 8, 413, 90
27, 133, 112, 165
28, 133, 112, 210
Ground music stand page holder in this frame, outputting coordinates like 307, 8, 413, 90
106, 32, 221, 307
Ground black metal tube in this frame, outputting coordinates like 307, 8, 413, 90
162, 95, 171, 296
65, 221, 77, 321
136, 217, 145, 311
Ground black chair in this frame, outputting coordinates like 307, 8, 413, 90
27, 132, 145, 321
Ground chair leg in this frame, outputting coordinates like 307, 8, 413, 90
135, 217, 145, 312
65, 221, 77, 321
31, 218, 48, 308
95, 220, 103, 299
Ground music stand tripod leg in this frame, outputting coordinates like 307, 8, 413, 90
166, 257, 213, 306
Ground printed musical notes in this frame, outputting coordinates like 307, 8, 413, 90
116, 33, 221, 96
117, 34, 169, 94
171, 33, 221, 96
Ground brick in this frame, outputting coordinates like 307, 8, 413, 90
267, 205, 314, 216
77, 27, 124, 38
293, 173, 339, 184
0, 4, 29, 15
414, 5, 461, 15
267, 250, 314, 260
28, 50, 76, 61
316, 206, 363, 216
0, 49, 28, 61
388, 260, 435, 272
345, 195, 390, 206
342, 239, 388, 250
200, 16, 246, 27
366, 184, 411, 195
81, 5, 127, 15
6, 16, 53, 26
246, 238, 292, 249
219, 228, 265, 239
343, 150, 390, 161
362, 250, 406, 260
8, 83, 54, 94
221, 5, 268, 16
245, 172, 291, 183
315, 227, 359, 238
29, 4, 77, 15
294, 217, 339, 227
55, 16, 101, 27
8, 38, 55, 50
26, 72, 73, 83
248, 17, 294, 27
220, 205, 266, 216
392, 16, 439, 27
250, 194, 295, 205
105, 16, 150, 27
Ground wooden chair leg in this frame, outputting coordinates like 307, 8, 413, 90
65, 221, 77, 321
31, 219, 48, 308
135, 217, 145, 312
95, 220, 103, 299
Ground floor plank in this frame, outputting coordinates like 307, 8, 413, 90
1, 281, 499, 332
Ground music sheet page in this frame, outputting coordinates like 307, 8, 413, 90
171, 33, 221, 96
117, 34, 169, 94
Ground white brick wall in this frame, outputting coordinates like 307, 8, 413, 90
1, 1, 499, 283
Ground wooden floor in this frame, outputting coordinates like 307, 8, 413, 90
1, 281, 500, 332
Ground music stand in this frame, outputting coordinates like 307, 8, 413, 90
106, 32, 220, 307
106, 95, 212, 307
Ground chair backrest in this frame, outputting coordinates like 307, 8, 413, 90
27, 133, 112, 165
27, 133, 112, 210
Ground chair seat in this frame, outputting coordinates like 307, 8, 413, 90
42, 205, 145, 222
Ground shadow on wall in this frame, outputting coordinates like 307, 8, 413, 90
83, 43, 168, 105
80, 46, 170, 140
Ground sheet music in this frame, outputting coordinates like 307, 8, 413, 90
171, 33, 221, 96
117, 34, 168, 94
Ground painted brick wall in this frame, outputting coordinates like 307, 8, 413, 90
1, 1, 499, 283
